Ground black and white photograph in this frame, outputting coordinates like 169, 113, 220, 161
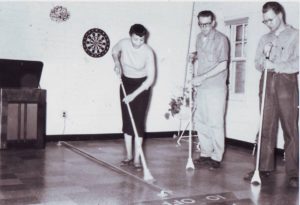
0, 1, 299, 204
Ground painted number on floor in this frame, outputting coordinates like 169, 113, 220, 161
161, 194, 228, 205
136, 192, 237, 205
206, 194, 227, 200
162, 198, 196, 205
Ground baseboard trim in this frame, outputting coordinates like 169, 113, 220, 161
46, 132, 284, 154
46, 131, 175, 142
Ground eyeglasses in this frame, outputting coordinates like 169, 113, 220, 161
198, 22, 212, 28
262, 16, 276, 24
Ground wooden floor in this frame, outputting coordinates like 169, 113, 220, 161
0, 138, 298, 205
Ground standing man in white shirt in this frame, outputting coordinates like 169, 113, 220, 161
243, 2, 299, 188
190, 10, 229, 170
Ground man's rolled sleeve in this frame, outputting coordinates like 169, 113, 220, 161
217, 36, 229, 63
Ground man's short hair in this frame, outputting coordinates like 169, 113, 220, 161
262, 1, 286, 23
197, 10, 216, 21
129, 24, 148, 37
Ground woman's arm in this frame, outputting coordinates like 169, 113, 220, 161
112, 41, 123, 76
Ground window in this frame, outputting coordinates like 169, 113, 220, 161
226, 18, 248, 99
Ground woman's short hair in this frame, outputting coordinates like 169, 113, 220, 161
129, 24, 148, 37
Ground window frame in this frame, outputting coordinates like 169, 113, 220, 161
226, 17, 249, 101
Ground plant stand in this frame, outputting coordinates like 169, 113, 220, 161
174, 109, 200, 151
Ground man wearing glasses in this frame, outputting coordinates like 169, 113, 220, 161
243, 2, 299, 188
189, 10, 229, 170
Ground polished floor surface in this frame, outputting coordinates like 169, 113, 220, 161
0, 138, 298, 205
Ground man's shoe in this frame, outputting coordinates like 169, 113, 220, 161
243, 170, 271, 181
288, 177, 299, 188
193, 156, 211, 166
243, 171, 255, 181
209, 159, 221, 170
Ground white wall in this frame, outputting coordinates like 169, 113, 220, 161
0, 1, 194, 135
0, 1, 298, 148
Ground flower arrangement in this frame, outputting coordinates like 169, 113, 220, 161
165, 87, 190, 119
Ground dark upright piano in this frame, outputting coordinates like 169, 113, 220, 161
0, 59, 46, 149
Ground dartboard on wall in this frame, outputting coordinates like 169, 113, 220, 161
82, 28, 110, 58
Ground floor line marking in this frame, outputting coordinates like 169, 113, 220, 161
58, 141, 172, 198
